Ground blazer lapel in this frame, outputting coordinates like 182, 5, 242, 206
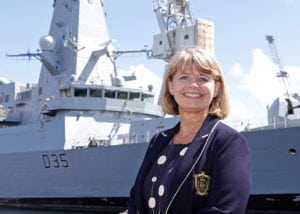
165, 115, 219, 211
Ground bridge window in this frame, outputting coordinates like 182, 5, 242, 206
90, 89, 102, 97
61, 88, 71, 97
142, 94, 154, 103
129, 92, 140, 100
105, 90, 116, 98
117, 91, 128, 100
74, 88, 87, 97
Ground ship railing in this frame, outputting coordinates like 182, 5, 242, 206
68, 133, 141, 149
69, 136, 110, 149
227, 117, 300, 132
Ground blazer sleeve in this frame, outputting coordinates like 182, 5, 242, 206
200, 127, 252, 213
127, 185, 137, 213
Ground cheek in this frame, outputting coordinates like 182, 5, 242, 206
170, 82, 182, 92
203, 82, 216, 94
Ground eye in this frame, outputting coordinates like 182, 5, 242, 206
179, 75, 189, 81
198, 76, 209, 83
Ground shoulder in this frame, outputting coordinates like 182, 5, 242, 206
216, 121, 240, 133
212, 121, 249, 153
215, 121, 246, 141
148, 122, 180, 148
158, 122, 179, 138
208, 122, 251, 175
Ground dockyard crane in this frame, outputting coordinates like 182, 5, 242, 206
266, 35, 292, 96
266, 35, 288, 79
153, 0, 192, 60
154, 0, 194, 30
266, 35, 300, 113
152, 0, 215, 61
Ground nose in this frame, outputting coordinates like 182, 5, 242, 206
189, 77, 200, 87
190, 80, 198, 85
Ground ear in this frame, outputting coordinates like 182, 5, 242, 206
213, 81, 220, 97
168, 80, 174, 95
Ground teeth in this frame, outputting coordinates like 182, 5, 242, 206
184, 93, 202, 97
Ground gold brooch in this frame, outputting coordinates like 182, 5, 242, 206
193, 171, 211, 196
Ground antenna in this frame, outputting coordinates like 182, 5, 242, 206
6, 50, 41, 61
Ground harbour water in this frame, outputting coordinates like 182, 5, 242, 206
1, 208, 297, 214
0, 209, 93, 214
0, 208, 122, 214
0, 208, 74, 213
0, 208, 107, 213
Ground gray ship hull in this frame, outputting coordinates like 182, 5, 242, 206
0, 143, 148, 199
0, 126, 300, 212
243, 126, 300, 195
0, 128, 299, 197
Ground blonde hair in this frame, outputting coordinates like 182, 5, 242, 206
161, 47, 230, 119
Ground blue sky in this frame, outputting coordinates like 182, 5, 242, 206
1, 0, 300, 129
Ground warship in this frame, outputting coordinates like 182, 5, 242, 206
0, 0, 299, 213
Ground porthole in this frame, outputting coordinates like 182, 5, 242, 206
289, 148, 296, 155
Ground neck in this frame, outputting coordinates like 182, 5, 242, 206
173, 113, 208, 144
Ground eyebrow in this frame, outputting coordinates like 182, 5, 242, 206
180, 71, 211, 76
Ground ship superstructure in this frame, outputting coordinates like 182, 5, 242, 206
1, 0, 164, 152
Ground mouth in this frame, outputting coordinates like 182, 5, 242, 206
183, 92, 203, 98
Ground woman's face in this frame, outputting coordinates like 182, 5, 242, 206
168, 63, 220, 115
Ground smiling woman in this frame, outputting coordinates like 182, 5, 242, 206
127, 47, 251, 214
162, 47, 229, 119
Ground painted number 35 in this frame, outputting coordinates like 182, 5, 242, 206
42, 153, 69, 168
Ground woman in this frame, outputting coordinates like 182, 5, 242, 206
127, 47, 251, 213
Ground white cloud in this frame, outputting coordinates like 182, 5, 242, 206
225, 99, 267, 131
225, 48, 300, 130
241, 49, 284, 106
240, 49, 300, 106
228, 63, 244, 78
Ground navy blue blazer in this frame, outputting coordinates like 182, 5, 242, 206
128, 115, 252, 214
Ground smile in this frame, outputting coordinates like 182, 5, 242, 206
184, 93, 203, 97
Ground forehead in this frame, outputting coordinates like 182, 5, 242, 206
176, 63, 212, 75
